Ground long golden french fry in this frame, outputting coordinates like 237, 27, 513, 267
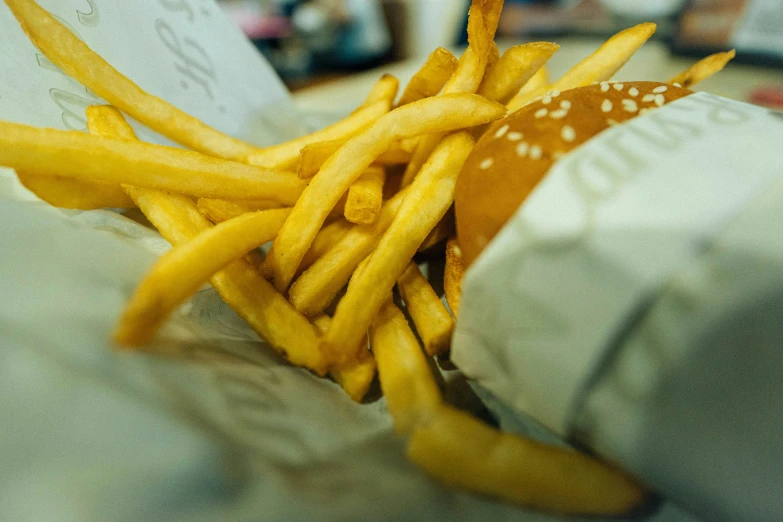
289, 189, 407, 317
87, 106, 328, 375
312, 315, 376, 402
506, 64, 551, 105
397, 48, 459, 107
16, 173, 136, 209
323, 131, 474, 365
397, 263, 454, 356
443, 237, 465, 318
418, 209, 454, 252
0, 121, 306, 203
344, 167, 385, 225
370, 299, 443, 434
359, 74, 399, 109
4, 0, 262, 161
407, 405, 648, 514
197, 198, 283, 224
265, 94, 505, 292
298, 218, 356, 274
247, 100, 390, 169
507, 23, 656, 112
298, 139, 411, 179
478, 42, 559, 103
115, 208, 291, 346
669, 50, 736, 89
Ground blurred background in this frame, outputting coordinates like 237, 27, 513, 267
217, 0, 783, 110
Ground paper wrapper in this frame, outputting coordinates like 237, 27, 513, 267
0, 2, 687, 521
454, 93, 783, 522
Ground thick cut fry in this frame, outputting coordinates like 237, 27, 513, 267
507, 23, 656, 112
298, 139, 411, 179
418, 209, 454, 252
115, 208, 291, 345
323, 131, 474, 365
265, 94, 505, 292
444, 237, 465, 318
345, 167, 385, 225
359, 74, 399, 109
197, 198, 283, 224
248, 100, 390, 169
371, 299, 443, 434
312, 315, 376, 402
478, 43, 559, 103
4, 0, 261, 161
0, 121, 306, 203
299, 219, 356, 273
397, 263, 454, 356
397, 48, 459, 107
289, 189, 407, 317
88, 106, 327, 374
16, 173, 135, 209
407, 405, 648, 514
669, 50, 736, 89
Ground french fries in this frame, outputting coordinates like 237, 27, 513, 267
478, 42, 559, 103
312, 315, 376, 402
507, 23, 656, 112
444, 237, 465, 318
370, 299, 443, 434
197, 198, 283, 224
344, 167, 385, 225
266, 94, 505, 292
323, 131, 475, 365
16, 173, 136, 210
418, 210, 454, 252
397, 48, 459, 107
298, 139, 411, 179
397, 263, 454, 356
407, 405, 648, 514
115, 208, 291, 346
0, 121, 307, 203
669, 50, 736, 89
359, 74, 400, 109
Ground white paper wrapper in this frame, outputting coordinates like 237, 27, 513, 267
453, 93, 783, 522
0, 2, 699, 521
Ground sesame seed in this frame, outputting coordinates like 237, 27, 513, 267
561, 125, 576, 142
535, 108, 548, 118
494, 124, 509, 138
550, 90, 561, 97
628, 87, 639, 97
653, 85, 668, 94
516, 142, 529, 157
673, 83, 682, 88
550, 109, 567, 119
639, 108, 652, 115
560, 100, 572, 110
613, 83, 624, 91
600, 82, 610, 92
506, 131, 523, 141
542, 94, 552, 105
552, 151, 564, 160
529, 145, 543, 160
607, 119, 619, 126
479, 158, 494, 170
654, 94, 665, 107
642, 94, 656, 103
601, 99, 613, 113
622, 99, 638, 112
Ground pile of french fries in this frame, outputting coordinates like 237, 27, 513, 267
0, 0, 735, 514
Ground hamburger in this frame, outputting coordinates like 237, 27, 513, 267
455, 81, 692, 267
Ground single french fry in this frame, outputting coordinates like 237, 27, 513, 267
289, 189, 407, 317
345, 167, 385, 225
669, 50, 736, 89
507, 23, 657, 112
115, 208, 291, 345
4, 0, 262, 161
407, 405, 648, 514
197, 198, 283, 224
0, 121, 307, 203
443, 237, 465, 318
87, 106, 327, 374
397, 48, 459, 107
397, 263, 454, 356
312, 315, 376, 402
323, 131, 474, 366
298, 218, 356, 273
487, 41, 500, 70
248, 100, 390, 169
298, 139, 410, 179
478, 43, 559, 103
370, 299, 442, 434
265, 94, 505, 292
359, 74, 399, 109
418, 209, 454, 252
16, 173, 136, 209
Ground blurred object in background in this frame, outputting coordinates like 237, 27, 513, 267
386, 0, 471, 58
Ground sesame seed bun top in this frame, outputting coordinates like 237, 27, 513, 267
454, 81, 693, 267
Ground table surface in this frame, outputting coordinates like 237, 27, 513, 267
291, 37, 783, 119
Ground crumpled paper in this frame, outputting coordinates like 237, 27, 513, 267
0, 2, 701, 521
